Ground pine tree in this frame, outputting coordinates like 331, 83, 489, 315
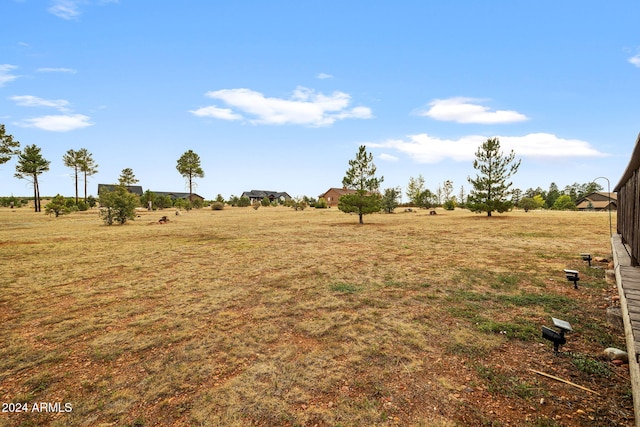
0, 124, 20, 165
118, 168, 138, 187
176, 150, 204, 202
467, 137, 521, 217
338, 145, 383, 224
14, 145, 50, 212
63, 149, 83, 204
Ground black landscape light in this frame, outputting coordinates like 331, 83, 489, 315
564, 269, 580, 289
541, 317, 572, 354
580, 253, 592, 267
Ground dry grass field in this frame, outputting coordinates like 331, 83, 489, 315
0, 205, 633, 426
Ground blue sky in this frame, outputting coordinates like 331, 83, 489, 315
1, 1, 639, 201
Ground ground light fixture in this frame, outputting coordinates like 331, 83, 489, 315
580, 253, 592, 267
542, 317, 573, 354
564, 269, 580, 289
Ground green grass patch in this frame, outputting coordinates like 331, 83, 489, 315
570, 353, 612, 378
330, 283, 360, 294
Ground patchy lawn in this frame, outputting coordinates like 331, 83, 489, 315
0, 206, 632, 426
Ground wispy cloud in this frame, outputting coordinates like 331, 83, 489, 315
11, 95, 71, 112
37, 67, 77, 74
189, 106, 242, 121
417, 97, 528, 124
191, 86, 373, 127
17, 114, 93, 132
48, 0, 118, 20
0, 64, 19, 87
369, 133, 606, 163
48, 0, 81, 20
316, 73, 334, 80
629, 53, 640, 68
378, 153, 399, 162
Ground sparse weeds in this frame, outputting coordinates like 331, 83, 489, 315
569, 353, 612, 377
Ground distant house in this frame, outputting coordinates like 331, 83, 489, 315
97, 184, 144, 196
318, 187, 358, 207
576, 192, 617, 211
150, 191, 205, 202
241, 190, 291, 204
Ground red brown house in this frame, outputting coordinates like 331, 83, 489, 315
318, 187, 358, 207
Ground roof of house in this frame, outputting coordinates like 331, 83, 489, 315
97, 184, 144, 195
241, 190, 291, 200
150, 191, 204, 200
576, 192, 617, 209
318, 187, 358, 198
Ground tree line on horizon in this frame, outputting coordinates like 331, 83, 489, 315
1, 124, 603, 222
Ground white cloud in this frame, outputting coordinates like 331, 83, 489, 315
378, 153, 399, 162
193, 86, 372, 127
316, 73, 334, 80
37, 67, 77, 74
18, 114, 93, 132
11, 95, 71, 112
629, 54, 640, 68
369, 133, 606, 163
48, 0, 81, 19
418, 97, 528, 124
0, 64, 19, 87
189, 105, 242, 121
48, 0, 117, 20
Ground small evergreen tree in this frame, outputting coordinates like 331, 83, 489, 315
99, 185, 139, 225
45, 194, 71, 217
338, 145, 383, 224
467, 137, 521, 216
406, 175, 425, 206
381, 187, 401, 213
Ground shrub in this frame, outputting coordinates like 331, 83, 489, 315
261, 197, 271, 207
315, 197, 327, 209
98, 185, 139, 225
45, 194, 71, 217
0, 196, 22, 207
518, 197, 538, 212
552, 195, 576, 211
237, 196, 251, 207
443, 199, 456, 211
291, 197, 307, 211
76, 201, 89, 211
86, 195, 97, 208
211, 201, 224, 210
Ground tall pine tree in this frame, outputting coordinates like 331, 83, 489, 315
467, 137, 521, 217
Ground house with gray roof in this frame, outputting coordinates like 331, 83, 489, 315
97, 184, 144, 196
241, 190, 291, 204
